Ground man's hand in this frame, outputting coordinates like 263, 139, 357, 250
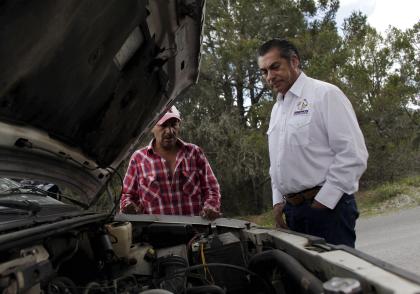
200, 208, 220, 221
274, 203, 288, 229
311, 200, 328, 209
121, 203, 141, 214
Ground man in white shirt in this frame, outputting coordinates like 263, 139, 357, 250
257, 39, 368, 247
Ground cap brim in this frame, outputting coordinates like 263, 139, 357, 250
157, 113, 181, 126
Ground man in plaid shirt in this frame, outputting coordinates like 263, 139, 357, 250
120, 106, 221, 220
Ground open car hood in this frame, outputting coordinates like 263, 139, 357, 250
0, 0, 205, 203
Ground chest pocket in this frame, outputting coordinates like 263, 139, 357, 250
139, 176, 160, 204
287, 114, 311, 146
182, 169, 200, 196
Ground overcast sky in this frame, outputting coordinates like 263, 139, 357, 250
336, 0, 419, 33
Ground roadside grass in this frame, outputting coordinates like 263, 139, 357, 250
240, 175, 420, 227
356, 175, 420, 217
238, 210, 275, 228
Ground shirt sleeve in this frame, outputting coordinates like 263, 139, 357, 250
120, 152, 143, 213
196, 148, 221, 212
270, 167, 285, 206
315, 86, 369, 209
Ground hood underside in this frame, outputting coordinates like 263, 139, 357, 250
0, 0, 204, 200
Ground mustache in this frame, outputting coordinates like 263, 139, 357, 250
163, 134, 175, 139
270, 78, 283, 84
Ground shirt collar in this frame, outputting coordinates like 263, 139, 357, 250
288, 71, 307, 98
275, 72, 307, 102
146, 138, 186, 155
276, 93, 284, 102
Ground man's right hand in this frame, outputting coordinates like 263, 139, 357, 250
200, 208, 220, 221
121, 203, 140, 214
273, 203, 288, 229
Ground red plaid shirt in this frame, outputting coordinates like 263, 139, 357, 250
120, 139, 221, 215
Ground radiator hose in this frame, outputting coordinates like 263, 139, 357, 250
248, 249, 324, 294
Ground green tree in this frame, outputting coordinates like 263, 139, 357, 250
340, 14, 420, 184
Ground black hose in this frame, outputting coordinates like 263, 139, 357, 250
185, 285, 225, 294
248, 250, 324, 294
160, 263, 275, 294
154, 255, 188, 293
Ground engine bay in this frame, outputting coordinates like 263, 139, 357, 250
0, 217, 368, 294
0, 213, 420, 294
0, 221, 265, 293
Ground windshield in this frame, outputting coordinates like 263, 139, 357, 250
0, 178, 64, 205
0, 178, 21, 192
0, 178, 93, 210
0, 178, 86, 232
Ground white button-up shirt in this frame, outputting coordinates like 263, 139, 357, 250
267, 72, 368, 209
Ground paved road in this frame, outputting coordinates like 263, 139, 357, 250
356, 206, 420, 276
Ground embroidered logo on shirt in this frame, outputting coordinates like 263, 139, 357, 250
294, 99, 309, 115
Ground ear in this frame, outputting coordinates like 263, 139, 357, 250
151, 125, 158, 136
290, 54, 300, 70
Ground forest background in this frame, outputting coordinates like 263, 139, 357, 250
110, 0, 420, 218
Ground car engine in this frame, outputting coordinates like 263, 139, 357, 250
0, 218, 337, 294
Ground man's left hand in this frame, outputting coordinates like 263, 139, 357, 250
200, 208, 220, 220
311, 200, 328, 209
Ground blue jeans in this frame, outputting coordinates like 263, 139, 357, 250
283, 194, 359, 247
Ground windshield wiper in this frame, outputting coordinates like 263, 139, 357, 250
0, 199, 41, 215
0, 186, 89, 209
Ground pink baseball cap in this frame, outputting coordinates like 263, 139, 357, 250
156, 106, 181, 126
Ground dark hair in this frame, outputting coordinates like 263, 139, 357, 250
258, 38, 301, 65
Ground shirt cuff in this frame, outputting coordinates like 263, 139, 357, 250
203, 202, 220, 213
314, 182, 343, 209
272, 187, 285, 206
120, 198, 129, 209
121, 197, 141, 213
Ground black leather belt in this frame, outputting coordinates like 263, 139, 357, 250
284, 186, 321, 206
